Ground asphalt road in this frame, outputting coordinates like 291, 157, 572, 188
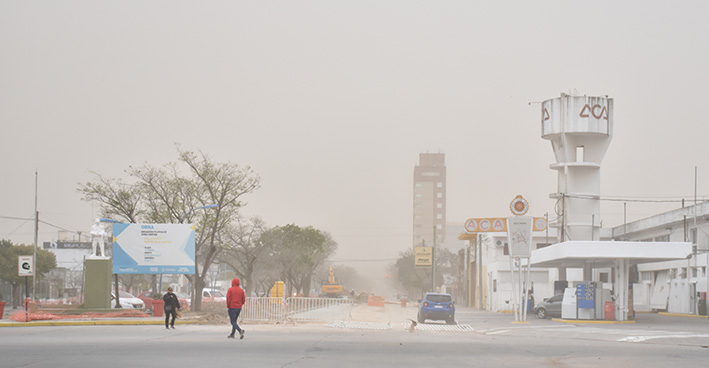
2, 312, 708, 368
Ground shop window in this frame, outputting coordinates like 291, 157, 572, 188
599, 273, 609, 283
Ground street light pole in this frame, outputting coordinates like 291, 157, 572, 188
179, 204, 218, 224
33, 170, 37, 301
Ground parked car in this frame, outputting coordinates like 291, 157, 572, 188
202, 288, 226, 302
417, 293, 455, 324
111, 291, 146, 310
137, 291, 191, 311
534, 294, 564, 319
136, 291, 156, 310
174, 292, 191, 311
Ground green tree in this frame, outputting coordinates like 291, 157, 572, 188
392, 247, 455, 299
78, 146, 260, 311
219, 215, 268, 296
250, 250, 282, 296
392, 248, 429, 297
259, 224, 337, 297
0, 240, 57, 308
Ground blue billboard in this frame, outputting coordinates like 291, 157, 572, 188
112, 223, 196, 274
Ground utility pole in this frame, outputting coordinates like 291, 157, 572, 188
432, 226, 436, 293
478, 234, 483, 310
33, 169, 38, 300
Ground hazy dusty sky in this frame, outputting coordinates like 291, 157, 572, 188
2, 1, 708, 278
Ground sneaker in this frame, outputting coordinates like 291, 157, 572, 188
165, 326, 169, 330
240, 330, 245, 340
227, 335, 235, 339
171, 326, 175, 329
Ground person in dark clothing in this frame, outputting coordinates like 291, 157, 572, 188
226, 278, 245, 339
163, 287, 181, 329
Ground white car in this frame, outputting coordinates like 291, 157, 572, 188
111, 291, 146, 310
202, 289, 227, 302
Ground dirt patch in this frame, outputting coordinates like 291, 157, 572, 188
184, 301, 228, 325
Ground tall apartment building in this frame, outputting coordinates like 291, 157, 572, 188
413, 153, 446, 247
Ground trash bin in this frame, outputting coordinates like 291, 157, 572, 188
698, 299, 707, 316
0, 301, 6, 319
401, 299, 407, 308
152, 299, 164, 317
604, 301, 615, 321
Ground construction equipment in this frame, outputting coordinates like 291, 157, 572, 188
321, 267, 343, 297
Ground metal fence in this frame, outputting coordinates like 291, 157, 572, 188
241, 297, 354, 323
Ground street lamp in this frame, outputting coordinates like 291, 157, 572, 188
179, 204, 218, 224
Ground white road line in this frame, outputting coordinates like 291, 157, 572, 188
618, 334, 709, 343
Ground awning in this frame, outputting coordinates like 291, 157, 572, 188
530, 241, 693, 268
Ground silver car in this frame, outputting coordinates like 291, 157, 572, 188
534, 294, 563, 319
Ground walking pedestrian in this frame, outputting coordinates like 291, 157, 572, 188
226, 278, 245, 339
163, 287, 181, 329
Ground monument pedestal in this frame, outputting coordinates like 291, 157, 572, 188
84, 258, 112, 309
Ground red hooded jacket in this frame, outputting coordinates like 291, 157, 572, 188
226, 278, 245, 309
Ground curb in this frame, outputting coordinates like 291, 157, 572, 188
0, 319, 206, 328
658, 312, 709, 319
550, 318, 635, 324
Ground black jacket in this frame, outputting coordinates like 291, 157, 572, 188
163, 292, 181, 312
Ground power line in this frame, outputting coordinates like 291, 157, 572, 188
0, 215, 34, 221
0, 214, 82, 236
38, 219, 81, 235
561, 194, 709, 204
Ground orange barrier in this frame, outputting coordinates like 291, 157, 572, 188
9, 310, 151, 322
367, 295, 385, 307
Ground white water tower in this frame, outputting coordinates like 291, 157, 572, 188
542, 93, 613, 242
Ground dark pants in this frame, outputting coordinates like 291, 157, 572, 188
165, 309, 176, 327
228, 308, 242, 335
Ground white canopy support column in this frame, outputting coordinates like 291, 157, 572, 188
614, 258, 629, 321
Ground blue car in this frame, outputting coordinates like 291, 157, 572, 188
417, 293, 456, 324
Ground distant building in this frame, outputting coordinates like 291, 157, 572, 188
413, 153, 446, 247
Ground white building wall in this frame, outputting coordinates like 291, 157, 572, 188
618, 202, 709, 314
483, 231, 562, 313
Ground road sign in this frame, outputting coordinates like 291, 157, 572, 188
18, 255, 34, 277
507, 216, 533, 258
415, 246, 432, 268
465, 217, 547, 233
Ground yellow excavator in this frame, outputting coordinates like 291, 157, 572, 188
321, 266, 343, 297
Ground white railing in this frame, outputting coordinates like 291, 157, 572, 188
241, 297, 288, 323
241, 297, 354, 323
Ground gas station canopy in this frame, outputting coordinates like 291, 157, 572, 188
530, 241, 693, 268
530, 241, 692, 321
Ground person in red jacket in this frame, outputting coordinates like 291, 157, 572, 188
226, 278, 246, 339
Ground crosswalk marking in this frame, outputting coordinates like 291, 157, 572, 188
410, 323, 476, 332
325, 321, 393, 330
324, 321, 477, 332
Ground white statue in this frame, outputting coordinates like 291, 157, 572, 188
89, 218, 108, 259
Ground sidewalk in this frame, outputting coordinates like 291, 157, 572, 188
0, 302, 418, 328
3, 303, 704, 328
0, 308, 205, 328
